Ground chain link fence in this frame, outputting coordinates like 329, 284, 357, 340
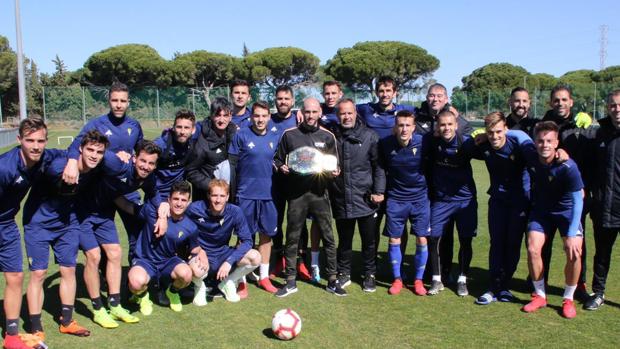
33, 83, 620, 128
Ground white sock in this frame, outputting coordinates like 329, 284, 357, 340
193, 277, 205, 288
259, 263, 269, 280
311, 251, 320, 267
563, 284, 577, 300
241, 275, 247, 284
224, 265, 256, 285
432, 275, 442, 282
457, 274, 467, 283
533, 279, 546, 297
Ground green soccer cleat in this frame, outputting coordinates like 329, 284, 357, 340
166, 287, 183, 312
136, 292, 153, 316
92, 308, 119, 329
109, 305, 140, 323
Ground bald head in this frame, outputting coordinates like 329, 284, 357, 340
302, 97, 322, 127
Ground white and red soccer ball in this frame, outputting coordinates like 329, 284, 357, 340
271, 308, 302, 340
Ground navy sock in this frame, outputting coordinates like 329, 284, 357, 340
108, 293, 120, 307
60, 305, 74, 326
91, 297, 103, 310
388, 243, 402, 280
6, 319, 19, 336
29, 313, 43, 333
414, 244, 429, 280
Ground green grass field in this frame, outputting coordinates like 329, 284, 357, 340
2, 128, 619, 348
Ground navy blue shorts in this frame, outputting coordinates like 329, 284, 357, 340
207, 248, 236, 277
430, 199, 478, 238
79, 215, 119, 252
383, 199, 430, 238
24, 223, 79, 271
528, 210, 583, 238
238, 198, 278, 237
0, 221, 23, 272
131, 256, 185, 280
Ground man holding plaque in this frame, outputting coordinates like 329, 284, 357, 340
273, 98, 345, 297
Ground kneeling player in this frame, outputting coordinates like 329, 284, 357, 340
186, 179, 260, 304
23, 130, 109, 340
379, 111, 430, 296
522, 121, 584, 319
119, 181, 207, 314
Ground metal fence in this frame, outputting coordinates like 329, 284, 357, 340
23, 83, 620, 127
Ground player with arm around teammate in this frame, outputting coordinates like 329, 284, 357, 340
22, 130, 110, 340
117, 181, 207, 314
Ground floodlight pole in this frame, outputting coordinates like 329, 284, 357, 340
15, 0, 27, 120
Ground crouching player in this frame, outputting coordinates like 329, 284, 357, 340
379, 110, 430, 295
117, 181, 207, 314
22, 130, 109, 341
186, 179, 260, 305
522, 121, 584, 319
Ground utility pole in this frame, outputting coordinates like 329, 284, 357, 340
15, 0, 27, 120
600, 25, 608, 70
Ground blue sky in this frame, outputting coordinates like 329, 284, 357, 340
1, 0, 618, 92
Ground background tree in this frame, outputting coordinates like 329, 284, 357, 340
324, 41, 439, 91
83, 44, 173, 87
173, 51, 246, 88
459, 63, 530, 92
244, 47, 319, 87
0, 35, 18, 117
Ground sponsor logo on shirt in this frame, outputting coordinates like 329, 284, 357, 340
314, 142, 325, 148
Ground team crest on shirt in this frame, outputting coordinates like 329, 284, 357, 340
15, 176, 24, 184
600, 142, 606, 147
197, 217, 205, 223
412, 148, 417, 156
510, 154, 515, 161
548, 175, 553, 182
391, 150, 397, 155
484, 150, 490, 157
271, 126, 278, 132
104, 129, 113, 137
421, 122, 430, 129
248, 142, 255, 149
314, 142, 325, 148
127, 128, 132, 136
216, 148, 222, 154
219, 218, 225, 226
178, 231, 184, 238
269, 142, 274, 149
120, 177, 127, 183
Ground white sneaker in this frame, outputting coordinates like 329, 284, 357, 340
218, 279, 241, 303
193, 282, 208, 307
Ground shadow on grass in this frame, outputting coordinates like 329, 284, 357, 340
262, 327, 279, 340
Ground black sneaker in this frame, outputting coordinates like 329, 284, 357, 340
275, 280, 298, 298
584, 293, 604, 310
362, 274, 376, 293
337, 274, 351, 289
326, 279, 347, 296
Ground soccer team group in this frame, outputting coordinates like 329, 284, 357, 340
1, 76, 620, 348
